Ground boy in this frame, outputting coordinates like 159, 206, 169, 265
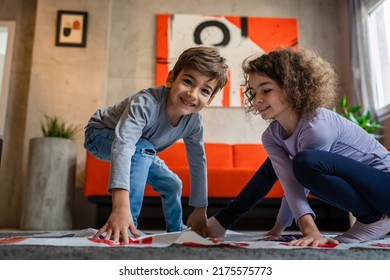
84, 46, 228, 243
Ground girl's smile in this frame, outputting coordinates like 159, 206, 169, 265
248, 73, 288, 121
248, 73, 299, 138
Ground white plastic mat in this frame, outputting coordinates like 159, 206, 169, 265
1, 228, 389, 249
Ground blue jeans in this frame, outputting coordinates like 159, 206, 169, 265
84, 126, 185, 232
292, 150, 390, 224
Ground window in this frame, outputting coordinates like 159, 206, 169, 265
367, 0, 390, 113
0, 21, 15, 137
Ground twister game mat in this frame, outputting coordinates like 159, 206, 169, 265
1, 229, 390, 249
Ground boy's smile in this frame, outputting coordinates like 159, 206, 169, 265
179, 92, 196, 107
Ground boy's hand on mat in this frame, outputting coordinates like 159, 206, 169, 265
93, 189, 140, 244
187, 207, 207, 237
94, 207, 140, 244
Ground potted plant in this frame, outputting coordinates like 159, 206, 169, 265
21, 115, 80, 230
337, 96, 384, 138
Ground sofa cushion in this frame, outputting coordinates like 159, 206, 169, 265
158, 142, 234, 169
233, 144, 268, 168
144, 167, 284, 198
207, 168, 284, 198
84, 152, 110, 196
232, 144, 284, 198
158, 142, 187, 167
205, 143, 233, 168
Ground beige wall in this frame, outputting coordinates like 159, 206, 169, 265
0, 0, 350, 228
107, 0, 349, 145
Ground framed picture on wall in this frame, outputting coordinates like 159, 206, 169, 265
55, 10, 88, 47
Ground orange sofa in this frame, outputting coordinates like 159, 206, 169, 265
84, 142, 350, 230
84, 142, 284, 199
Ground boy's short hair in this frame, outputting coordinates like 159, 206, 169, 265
171, 46, 228, 96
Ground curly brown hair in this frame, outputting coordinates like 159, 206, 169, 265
241, 48, 339, 119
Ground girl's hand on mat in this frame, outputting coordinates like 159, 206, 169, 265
291, 213, 340, 247
187, 207, 208, 237
288, 235, 339, 247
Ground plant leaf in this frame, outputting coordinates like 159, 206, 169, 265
337, 96, 384, 137
40, 115, 80, 139
348, 105, 362, 113
340, 96, 347, 109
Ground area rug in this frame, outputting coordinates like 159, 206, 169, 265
1, 228, 389, 250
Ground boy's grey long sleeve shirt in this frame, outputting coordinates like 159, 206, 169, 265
262, 108, 390, 227
87, 86, 208, 207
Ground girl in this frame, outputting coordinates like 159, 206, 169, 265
207, 48, 390, 246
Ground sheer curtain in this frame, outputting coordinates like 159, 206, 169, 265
349, 0, 377, 113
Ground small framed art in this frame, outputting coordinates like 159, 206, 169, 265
55, 10, 88, 47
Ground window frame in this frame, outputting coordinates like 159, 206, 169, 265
366, 0, 390, 119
